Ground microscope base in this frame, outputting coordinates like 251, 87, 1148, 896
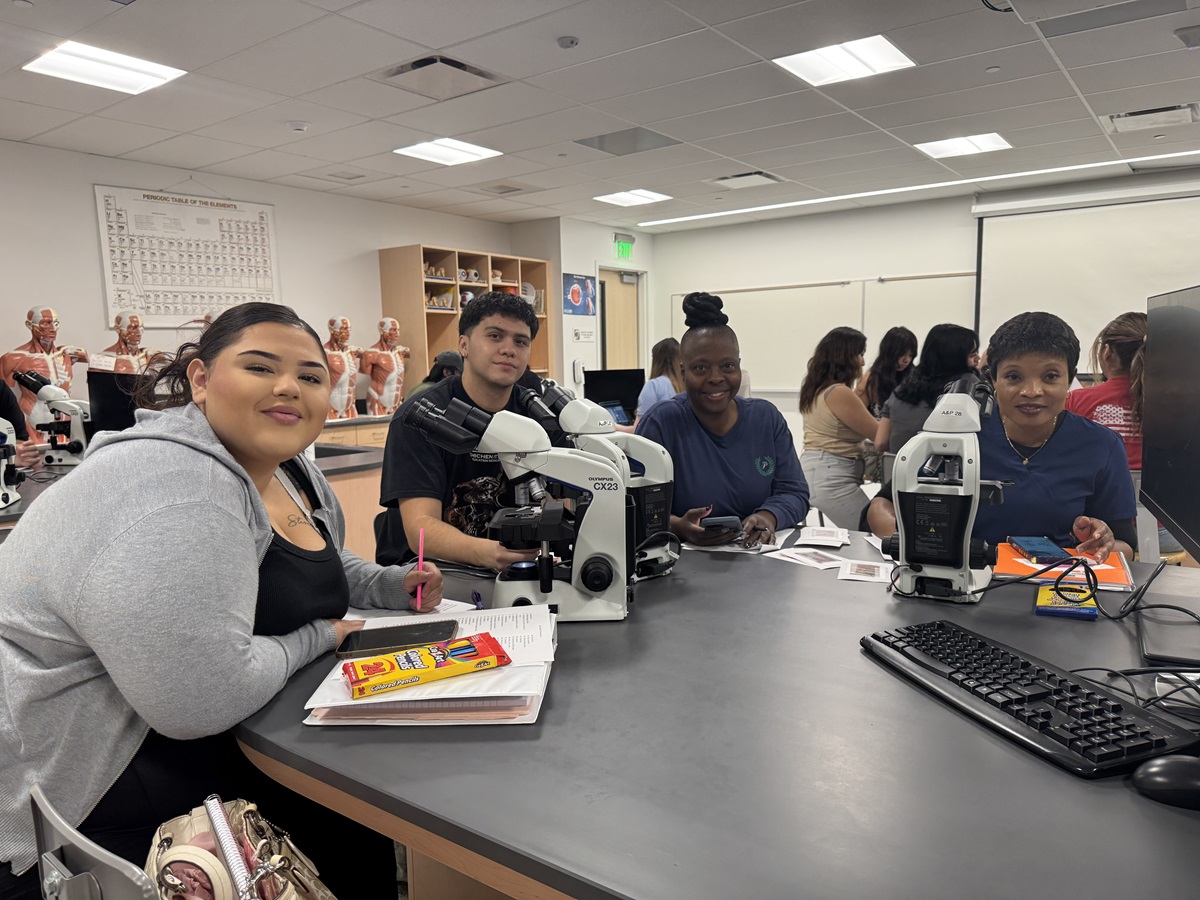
41, 452, 83, 467
895, 565, 992, 604
0, 488, 20, 509
492, 578, 628, 621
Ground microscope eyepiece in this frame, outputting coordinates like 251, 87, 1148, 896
13, 371, 50, 393
401, 397, 492, 454
514, 386, 561, 433
539, 379, 574, 415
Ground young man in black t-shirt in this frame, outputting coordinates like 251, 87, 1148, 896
377, 292, 544, 570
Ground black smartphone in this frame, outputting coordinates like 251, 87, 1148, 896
1009, 536, 1073, 564
700, 515, 742, 532
335, 621, 458, 659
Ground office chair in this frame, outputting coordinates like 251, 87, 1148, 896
30, 785, 156, 899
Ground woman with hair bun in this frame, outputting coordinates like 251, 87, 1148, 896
636, 292, 809, 548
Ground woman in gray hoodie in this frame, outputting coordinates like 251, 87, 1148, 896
0, 302, 442, 898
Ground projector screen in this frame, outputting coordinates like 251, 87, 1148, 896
978, 196, 1200, 369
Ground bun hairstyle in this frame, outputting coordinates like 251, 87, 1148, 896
680, 291, 736, 355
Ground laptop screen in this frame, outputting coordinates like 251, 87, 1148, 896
599, 401, 631, 426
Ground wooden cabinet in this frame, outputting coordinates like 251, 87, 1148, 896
317, 419, 391, 447
378, 244, 554, 383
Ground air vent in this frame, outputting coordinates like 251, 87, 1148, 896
1010, 0, 1186, 36
1104, 104, 1200, 133
709, 171, 784, 189
574, 127, 680, 156
371, 56, 502, 101
479, 182, 534, 196
325, 170, 367, 181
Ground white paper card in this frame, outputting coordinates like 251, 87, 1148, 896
837, 560, 894, 583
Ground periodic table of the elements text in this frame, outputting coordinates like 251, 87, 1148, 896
94, 185, 282, 329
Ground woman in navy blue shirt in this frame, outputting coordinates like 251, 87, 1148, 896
637, 292, 809, 548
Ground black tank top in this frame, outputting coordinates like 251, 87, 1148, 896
254, 460, 350, 637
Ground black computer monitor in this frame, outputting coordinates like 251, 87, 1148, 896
584, 368, 645, 421
1141, 284, 1200, 559
85, 370, 140, 439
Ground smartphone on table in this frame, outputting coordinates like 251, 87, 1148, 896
1009, 536, 1073, 565
335, 620, 458, 659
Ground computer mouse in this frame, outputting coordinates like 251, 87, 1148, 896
1132, 755, 1200, 810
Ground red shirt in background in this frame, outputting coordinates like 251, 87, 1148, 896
1064, 374, 1141, 469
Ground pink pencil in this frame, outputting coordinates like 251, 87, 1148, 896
416, 527, 425, 610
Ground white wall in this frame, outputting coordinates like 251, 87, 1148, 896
651, 196, 979, 436
0, 138, 511, 398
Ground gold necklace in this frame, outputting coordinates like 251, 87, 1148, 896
1002, 414, 1058, 465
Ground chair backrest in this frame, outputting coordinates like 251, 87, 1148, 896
30, 785, 156, 900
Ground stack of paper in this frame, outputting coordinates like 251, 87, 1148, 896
795, 526, 850, 548
304, 605, 556, 726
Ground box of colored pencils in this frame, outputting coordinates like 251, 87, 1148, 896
341, 633, 511, 700
1034, 584, 1098, 620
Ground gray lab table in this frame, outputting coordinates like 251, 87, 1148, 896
235, 536, 1200, 899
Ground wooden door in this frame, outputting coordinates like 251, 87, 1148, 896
600, 269, 638, 369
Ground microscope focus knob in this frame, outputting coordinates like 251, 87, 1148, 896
881, 534, 900, 561
580, 557, 613, 592
969, 538, 996, 569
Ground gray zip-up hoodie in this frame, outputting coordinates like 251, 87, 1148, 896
0, 403, 415, 874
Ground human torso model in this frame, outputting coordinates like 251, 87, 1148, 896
323, 316, 362, 420
0, 307, 87, 441
359, 318, 411, 416
90, 311, 153, 375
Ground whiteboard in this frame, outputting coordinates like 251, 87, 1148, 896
94, 185, 282, 330
978, 197, 1200, 357
670, 274, 977, 392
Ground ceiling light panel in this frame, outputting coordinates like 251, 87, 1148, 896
772, 35, 915, 87
392, 137, 502, 166
593, 189, 672, 206
23, 42, 186, 95
914, 132, 1013, 158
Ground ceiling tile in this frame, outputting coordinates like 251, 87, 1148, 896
456, 106, 634, 153
341, 0, 581, 49
0, 97, 78, 141
565, 143, 722, 179
876, 97, 1095, 145
329, 176, 445, 199
300, 0, 361, 9
269, 173, 344, 191
194, 98, 367, 149
1048, 9, 1200, 68
735, 130, 910, 170
122, 134, 256, 169
890, 113, 1103, 148
772, 147, 934, 182
198, 16, 428, 96
820, 43, 1060, 110
1070, 50, 1200, 95
860, 73, 1077, 128
513, 141, 613, 167
717, 0, 971, 61
301, 77, 434, 117
294, 163, 392, 186
592, 62, 806, 124
392, 187, 495, 208
511, 165, 600, 189
342, 151, 443, 177
663, 0, 800, 26
386, 82, 575, 136
96, 75, 286, 133
445, 0, 703, 79
0, 0, 117, 36
285, 120, 435, 162
436, 197, 536, 217
75, 0, 327, 71
697, 113, 879, 156
515, 181, 627, 205
798, 160, 962, 192
200, 149, 328, 180
611, 159, 756, 191
526, 31, 759, 103
943, 140, 1120, 174
1085, 75, 1200, 115
650, 90, 844, 143
0, 21, 59, 77
29, 116, 178, 156
477, 207, 556, 223
884, 7, 1040, 64
410, 155, 545, 188
0, 67, 125, 114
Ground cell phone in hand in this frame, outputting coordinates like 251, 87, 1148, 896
700, 515, 742, 532
335, 620, 457, 659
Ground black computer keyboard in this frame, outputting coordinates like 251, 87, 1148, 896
862, 620, 1200, 778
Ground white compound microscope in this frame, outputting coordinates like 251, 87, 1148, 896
400, 396, 633, 621
516, 380, 679, 581
14, 370, 91, 467
0, 417, 24, 509
883, 378, 1005, 602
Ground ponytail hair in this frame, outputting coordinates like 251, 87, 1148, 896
649, 336, 684, 394
133, 302, 325, 410
1090, 311, 1147, 427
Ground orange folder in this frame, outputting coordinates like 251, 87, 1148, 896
991, 543, 1135, 592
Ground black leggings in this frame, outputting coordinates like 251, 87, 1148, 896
0, 730, 397, 899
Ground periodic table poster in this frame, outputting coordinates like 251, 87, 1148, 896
94, 185, 282, 329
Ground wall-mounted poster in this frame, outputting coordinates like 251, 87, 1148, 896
563, 273, 596, 316
94, 185, 282, 329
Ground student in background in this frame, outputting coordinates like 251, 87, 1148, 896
877, 324, 980, 453
636, 337, 684, 419
0, 303, 442, 899
406, 349, 463, 402
864, 312, 1134, 561
856, 325, 918, 416
0, 383, 38, 467
637, 292, 809, 548
799, 327, 879, 529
